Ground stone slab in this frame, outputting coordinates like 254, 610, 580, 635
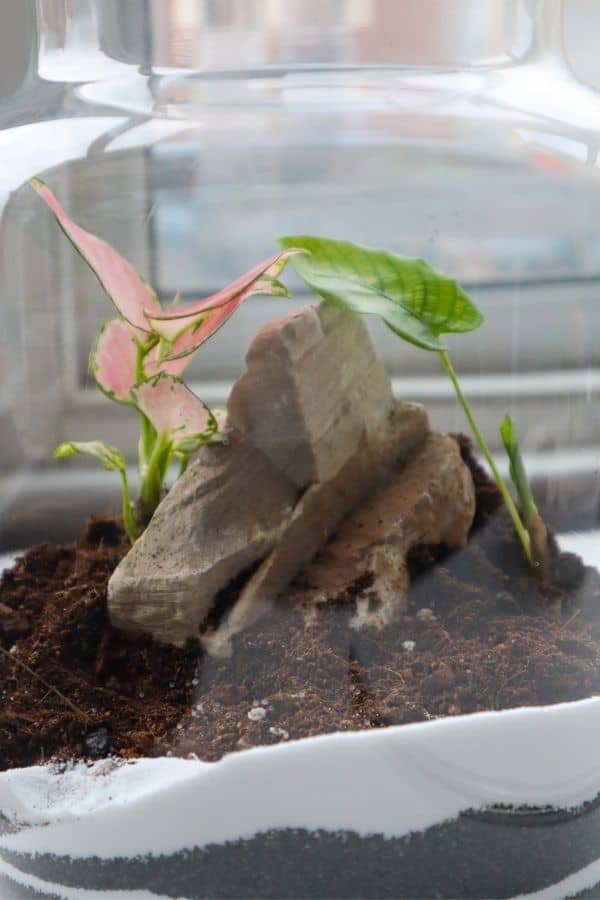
227, 303, 395, 487
108, 434, 298, 645
203, 402, 429, 656
296, 432, 476, 630
108, 303, 413, 647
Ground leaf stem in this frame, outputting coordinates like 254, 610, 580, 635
439, 350, 534, 567
118, 466, 138, 544
137, 432, 171, 523
135, 344, 155, 467
138, 410, 154, 471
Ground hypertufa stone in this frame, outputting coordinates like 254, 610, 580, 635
107, 303, 472, 652
292, 432, 476, 633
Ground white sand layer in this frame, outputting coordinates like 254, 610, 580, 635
1, 696, 600, 858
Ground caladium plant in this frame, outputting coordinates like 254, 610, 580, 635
32, 178, 297, 542
280, 235, 547, 573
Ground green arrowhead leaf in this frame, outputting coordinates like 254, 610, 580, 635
278, 236, 483, 352
54, 440, 127, 474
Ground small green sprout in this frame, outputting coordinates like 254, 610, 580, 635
54, 441, 138, 545
500, 415, 549, 574
280, 234, 543, 572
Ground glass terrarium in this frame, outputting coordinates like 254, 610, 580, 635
1, 2, 600, 898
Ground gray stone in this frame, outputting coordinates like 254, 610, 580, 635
108, 303, 422, 647
203, 402, 428, 657
108, 434, 298, 646
227, 303, 395, 487
296, 432, 476, 631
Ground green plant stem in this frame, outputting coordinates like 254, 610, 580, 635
439, 350, 534, 567
138, 411, 154, 470
137, 433, 172, 523
136, 410, 158, 531
118, 466, 138, 544
135, 343, 155, 468
134, 340, 162, 525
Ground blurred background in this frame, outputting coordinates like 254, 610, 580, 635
0, 0, 599, 548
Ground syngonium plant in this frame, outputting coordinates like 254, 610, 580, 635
31, 179, 298, 543
280, 235, 550, 576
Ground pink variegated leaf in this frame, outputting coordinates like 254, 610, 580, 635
134, 375, 216, 449
144, 337, 191, 379
144, 251, 299, 352
159, 276, 291, 365
165, 276, 291, 364
30, 178, 161, 332
158, 297, 238, 361
90, 318, 139, 403
143, 284, 283, 374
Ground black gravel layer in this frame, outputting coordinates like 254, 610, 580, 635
2, 799, 600, 899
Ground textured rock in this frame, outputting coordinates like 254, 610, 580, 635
203, 402, 428, 657
295, 432, 476, 631
109, 300, 477, 652
227, 303, 395, 487
108, 435, 298, 645
108, 303, 424, 647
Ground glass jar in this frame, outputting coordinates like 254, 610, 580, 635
1, 0, 599, 550
1, 2, 600, 897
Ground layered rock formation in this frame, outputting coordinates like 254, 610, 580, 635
108, 303, 474, 654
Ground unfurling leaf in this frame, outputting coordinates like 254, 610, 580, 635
134, 375, 216, 449
90, 318, 139, 402
30, 178, 161, 332
144, 251, 298, 359
499, 415, 541, 525
499, 414, 549, 573
279, 235, 483, 351
54, 440, 127, 474
499, 416, 535, 513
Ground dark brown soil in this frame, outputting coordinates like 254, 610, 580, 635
1, 437, 599, 772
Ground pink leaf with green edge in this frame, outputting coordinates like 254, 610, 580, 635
144, 251, 299, 350
134, 375, 215, 447
29, 178, 161, 333
161, 294, 251, 361
143, 279, 287, 372
90, 318, 139, 402
144, 338, 192, 379
160, 275, 291, 365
